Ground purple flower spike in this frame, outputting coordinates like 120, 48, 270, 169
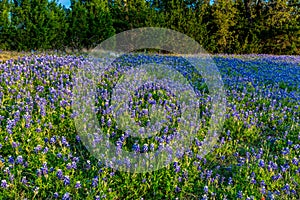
75, 181, 81, 189
1, 180, 8, 189
62, 192, 71, 200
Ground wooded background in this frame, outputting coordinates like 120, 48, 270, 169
0, 0, 299, 54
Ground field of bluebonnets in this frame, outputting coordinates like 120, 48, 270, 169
0, 53, 299, 200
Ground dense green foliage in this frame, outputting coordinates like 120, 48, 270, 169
0, 0, 299, 54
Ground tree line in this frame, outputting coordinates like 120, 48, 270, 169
0, 0, 299, 55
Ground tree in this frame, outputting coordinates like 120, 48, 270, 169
10, 0, 32, 50
210, 0, 238, 53
67, 0, 89, 50
46, 0, 69, 50
68, 0, 115, 51
9, 0, 68, 50
0, 0, 11, 50
109, 0, 151, 33
260, 0, 300, 54
85, 0, 115, 49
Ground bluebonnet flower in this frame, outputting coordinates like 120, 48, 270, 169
267, 191, 275, 200
62, 192, 71, 200
206, 170, 212, 179
41, 162, 48, 175
56, 169, 63, 180
271, 173, 282, 181
12, 141, 19, 148
63, 176, 70, 186
1, 180, 8, 189
204, 185, 208, 193
173, 162, 180, 173
16, 155, 23, 164
274, 190, 281, 195
292, 157, 298, 166
268, 161, 278, 171
280, 163, 290, 172
72, 157, 79, 163
53, 192, 59, 198
107, 118, 112, 127
258, 159, 265, 168
36, 127, 42, 133
237, 191, 243, 199
226, 130, 231, 136
149, 143, 154, 152
23, 161, 28, 168
178, 176, 182, 182
66, 163, 72, 170
228, 177, 233, 185
282, 183, 290, 194
75, 181, 81, 189
9, 174, 14, 181
50, 167, 54, 173
57, 153, 62, 158
36, 169, 42, 177
281, 147, 290, 155
34, 145, 42, 153
85, 160, 91, 170
8, 156, 14, 164
260, 186, 266, 194
43, 147, 49, 154
287, 140, 293, 145
250, 178, 256, 184
142, 144, 148, 152
21, 176, 28, 186
294, 144, 300, 150
48, 122, 53, 129
92, 176, 98, 187
182, 171, 188, 179
61, 136, 69, 147
132, 143, 140, 153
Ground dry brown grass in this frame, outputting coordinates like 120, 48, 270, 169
0, 51, 28, 62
